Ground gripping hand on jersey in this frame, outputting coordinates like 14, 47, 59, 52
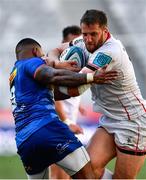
93, 68, 118, 84
58, 69, 118, 98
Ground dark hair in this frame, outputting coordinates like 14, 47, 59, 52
80, 9, 107, 27
15, 38, 41, 54
62, 25, 81, 40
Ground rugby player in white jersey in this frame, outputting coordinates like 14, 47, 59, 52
47, 9, 146, 179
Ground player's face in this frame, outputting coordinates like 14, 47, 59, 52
81, 23, 108, 53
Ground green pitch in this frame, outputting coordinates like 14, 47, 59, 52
0, 155, 26, 179
0, 155, 145, 179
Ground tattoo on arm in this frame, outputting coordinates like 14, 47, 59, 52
34, 65, 87, 87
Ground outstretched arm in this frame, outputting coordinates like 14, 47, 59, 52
34, 64, 117, 97
57, 69, 118, 97
34, 64, 92, 87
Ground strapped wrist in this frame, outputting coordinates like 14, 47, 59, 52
63, 118, 74, 125
86, 73, 94, 83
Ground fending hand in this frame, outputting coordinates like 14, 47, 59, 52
69, 123, 84, 134
93, 69, 118, 84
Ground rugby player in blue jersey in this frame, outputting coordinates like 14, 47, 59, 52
9, 38, 117, 179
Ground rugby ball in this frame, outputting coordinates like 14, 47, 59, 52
59, 46, 87, 68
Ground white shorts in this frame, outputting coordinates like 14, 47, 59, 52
99, 113, 146, 155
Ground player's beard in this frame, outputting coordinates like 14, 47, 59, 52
96, 32, 105, 49
86, 44, 96, 53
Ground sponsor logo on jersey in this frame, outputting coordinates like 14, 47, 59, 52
93, 52, 112, 68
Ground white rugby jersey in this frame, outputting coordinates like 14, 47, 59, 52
72, 35, 146, 120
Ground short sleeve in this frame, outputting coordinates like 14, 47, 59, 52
87, 52, 112, 70
25, 57, 45, 77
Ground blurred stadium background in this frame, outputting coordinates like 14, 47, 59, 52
0, 0, 146, 178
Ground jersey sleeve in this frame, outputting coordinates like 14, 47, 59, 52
25, 57, 46, 77
86, 41, 122, 71
87, 51, 112, 71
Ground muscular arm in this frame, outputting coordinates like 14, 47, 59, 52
34, 64, 117, 98
58, 68, 118, 97
34, 64, 89, 87
55, 101, 67, 120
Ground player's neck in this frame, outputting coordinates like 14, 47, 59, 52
102, 32, 111, 47
105, 32, 111, 42
17, 51, 36, 60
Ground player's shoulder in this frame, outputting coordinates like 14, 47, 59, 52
89, 36, 123, 68
22, 57, 46, 75
28, 57, 44, 63
105, 35, 124, 53
71, 35, 84, 46
94, 36, 123, 59
24, 57, 45, 67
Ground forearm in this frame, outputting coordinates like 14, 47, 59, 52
52, 69, 88, 86
45, 48, 60, 67
35, 64, 117, 88
55, 101, 67, 120
35, 65, 92, 87
46, 43, 69, 67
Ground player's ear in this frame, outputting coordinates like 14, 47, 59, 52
101, 24, 107, 31
32, 47, 38, 57
103, 26, 108, 33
